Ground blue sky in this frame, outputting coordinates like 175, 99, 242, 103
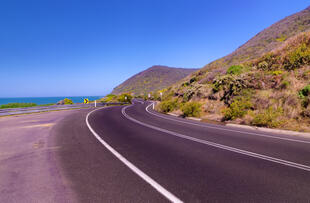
0, 0, 309, 97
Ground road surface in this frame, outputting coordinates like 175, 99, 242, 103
0, 102, 125, 116
1, 100, 310, 202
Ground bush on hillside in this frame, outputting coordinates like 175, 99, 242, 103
117, 93, 133, 103
251, 107, 284, 128
298, 84, 310, 99
280, 80, 290, 89
227, 65, 244, 75
283, 43, 310, 70
181, 101, 202, 117
257, 53, 280, 71
159, 99, 178, 113
212, 75, 247, 104
222, 97, 252, 120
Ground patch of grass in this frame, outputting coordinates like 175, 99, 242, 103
181, 101, 202, 117
227, 65, 244, 75
271, 70, 283, 76
0, 103, 37, 109
251, 107, 284, 128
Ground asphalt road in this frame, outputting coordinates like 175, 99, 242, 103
2, 100, 310, 202
0, 102, 125, 116
55, 100, 310, 202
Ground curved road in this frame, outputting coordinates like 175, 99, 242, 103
51, 100, 310, 202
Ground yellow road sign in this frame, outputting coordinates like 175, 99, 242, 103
84, 98, 89, 104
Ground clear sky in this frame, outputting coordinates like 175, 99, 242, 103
0, 0, 309, 97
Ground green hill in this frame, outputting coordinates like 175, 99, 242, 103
112, 65, 197, 95
157, 6, 310, 132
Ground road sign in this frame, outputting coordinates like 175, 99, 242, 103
84, 98, 89, 104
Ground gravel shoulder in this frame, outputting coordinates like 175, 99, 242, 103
0, 109, 89, 202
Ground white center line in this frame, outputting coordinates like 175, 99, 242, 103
123, 104, 310, 172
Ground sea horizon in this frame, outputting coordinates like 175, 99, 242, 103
0, 96, 103, 105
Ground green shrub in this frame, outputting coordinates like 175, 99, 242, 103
212, 75, 248, 104
181, 101, 202, 117
159, 99, 178, 113
284, 43, 310, 70
258, 61, 269, 70
63, 98, 73, 105
227, 65, 244, 75
251, 107, 284, 128
280, 80, 290, 89
183, 90, 195, 102
298, 85, 310, 99
190, 77, 197, 83
0, 103, 37, 109
117, 93, 133, 103
257, 53, 280, 71
222, 98, 252, 120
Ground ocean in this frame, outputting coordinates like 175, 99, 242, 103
0, 96, 103, 105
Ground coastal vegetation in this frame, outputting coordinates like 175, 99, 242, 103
100, 93, 132, 103
0, 103, 55, 109
0, 103, 37, 108
153, 29, 310, 132
63, 98, 73, 105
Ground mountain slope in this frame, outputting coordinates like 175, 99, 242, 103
204, 6, 310, 71
112, 65, 197, 95
157, 6, 310, 132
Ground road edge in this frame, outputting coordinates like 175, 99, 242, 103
85, 106, 183, 203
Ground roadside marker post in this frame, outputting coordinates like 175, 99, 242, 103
95, 100, 97, 108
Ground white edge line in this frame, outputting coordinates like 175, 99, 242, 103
123, 105, 310, 172
145, 103, 310, 144
86, 107, 183, 203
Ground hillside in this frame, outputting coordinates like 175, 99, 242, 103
203, 6, 310, 71
156, 6, 310, 132
112, 65, 197, 95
